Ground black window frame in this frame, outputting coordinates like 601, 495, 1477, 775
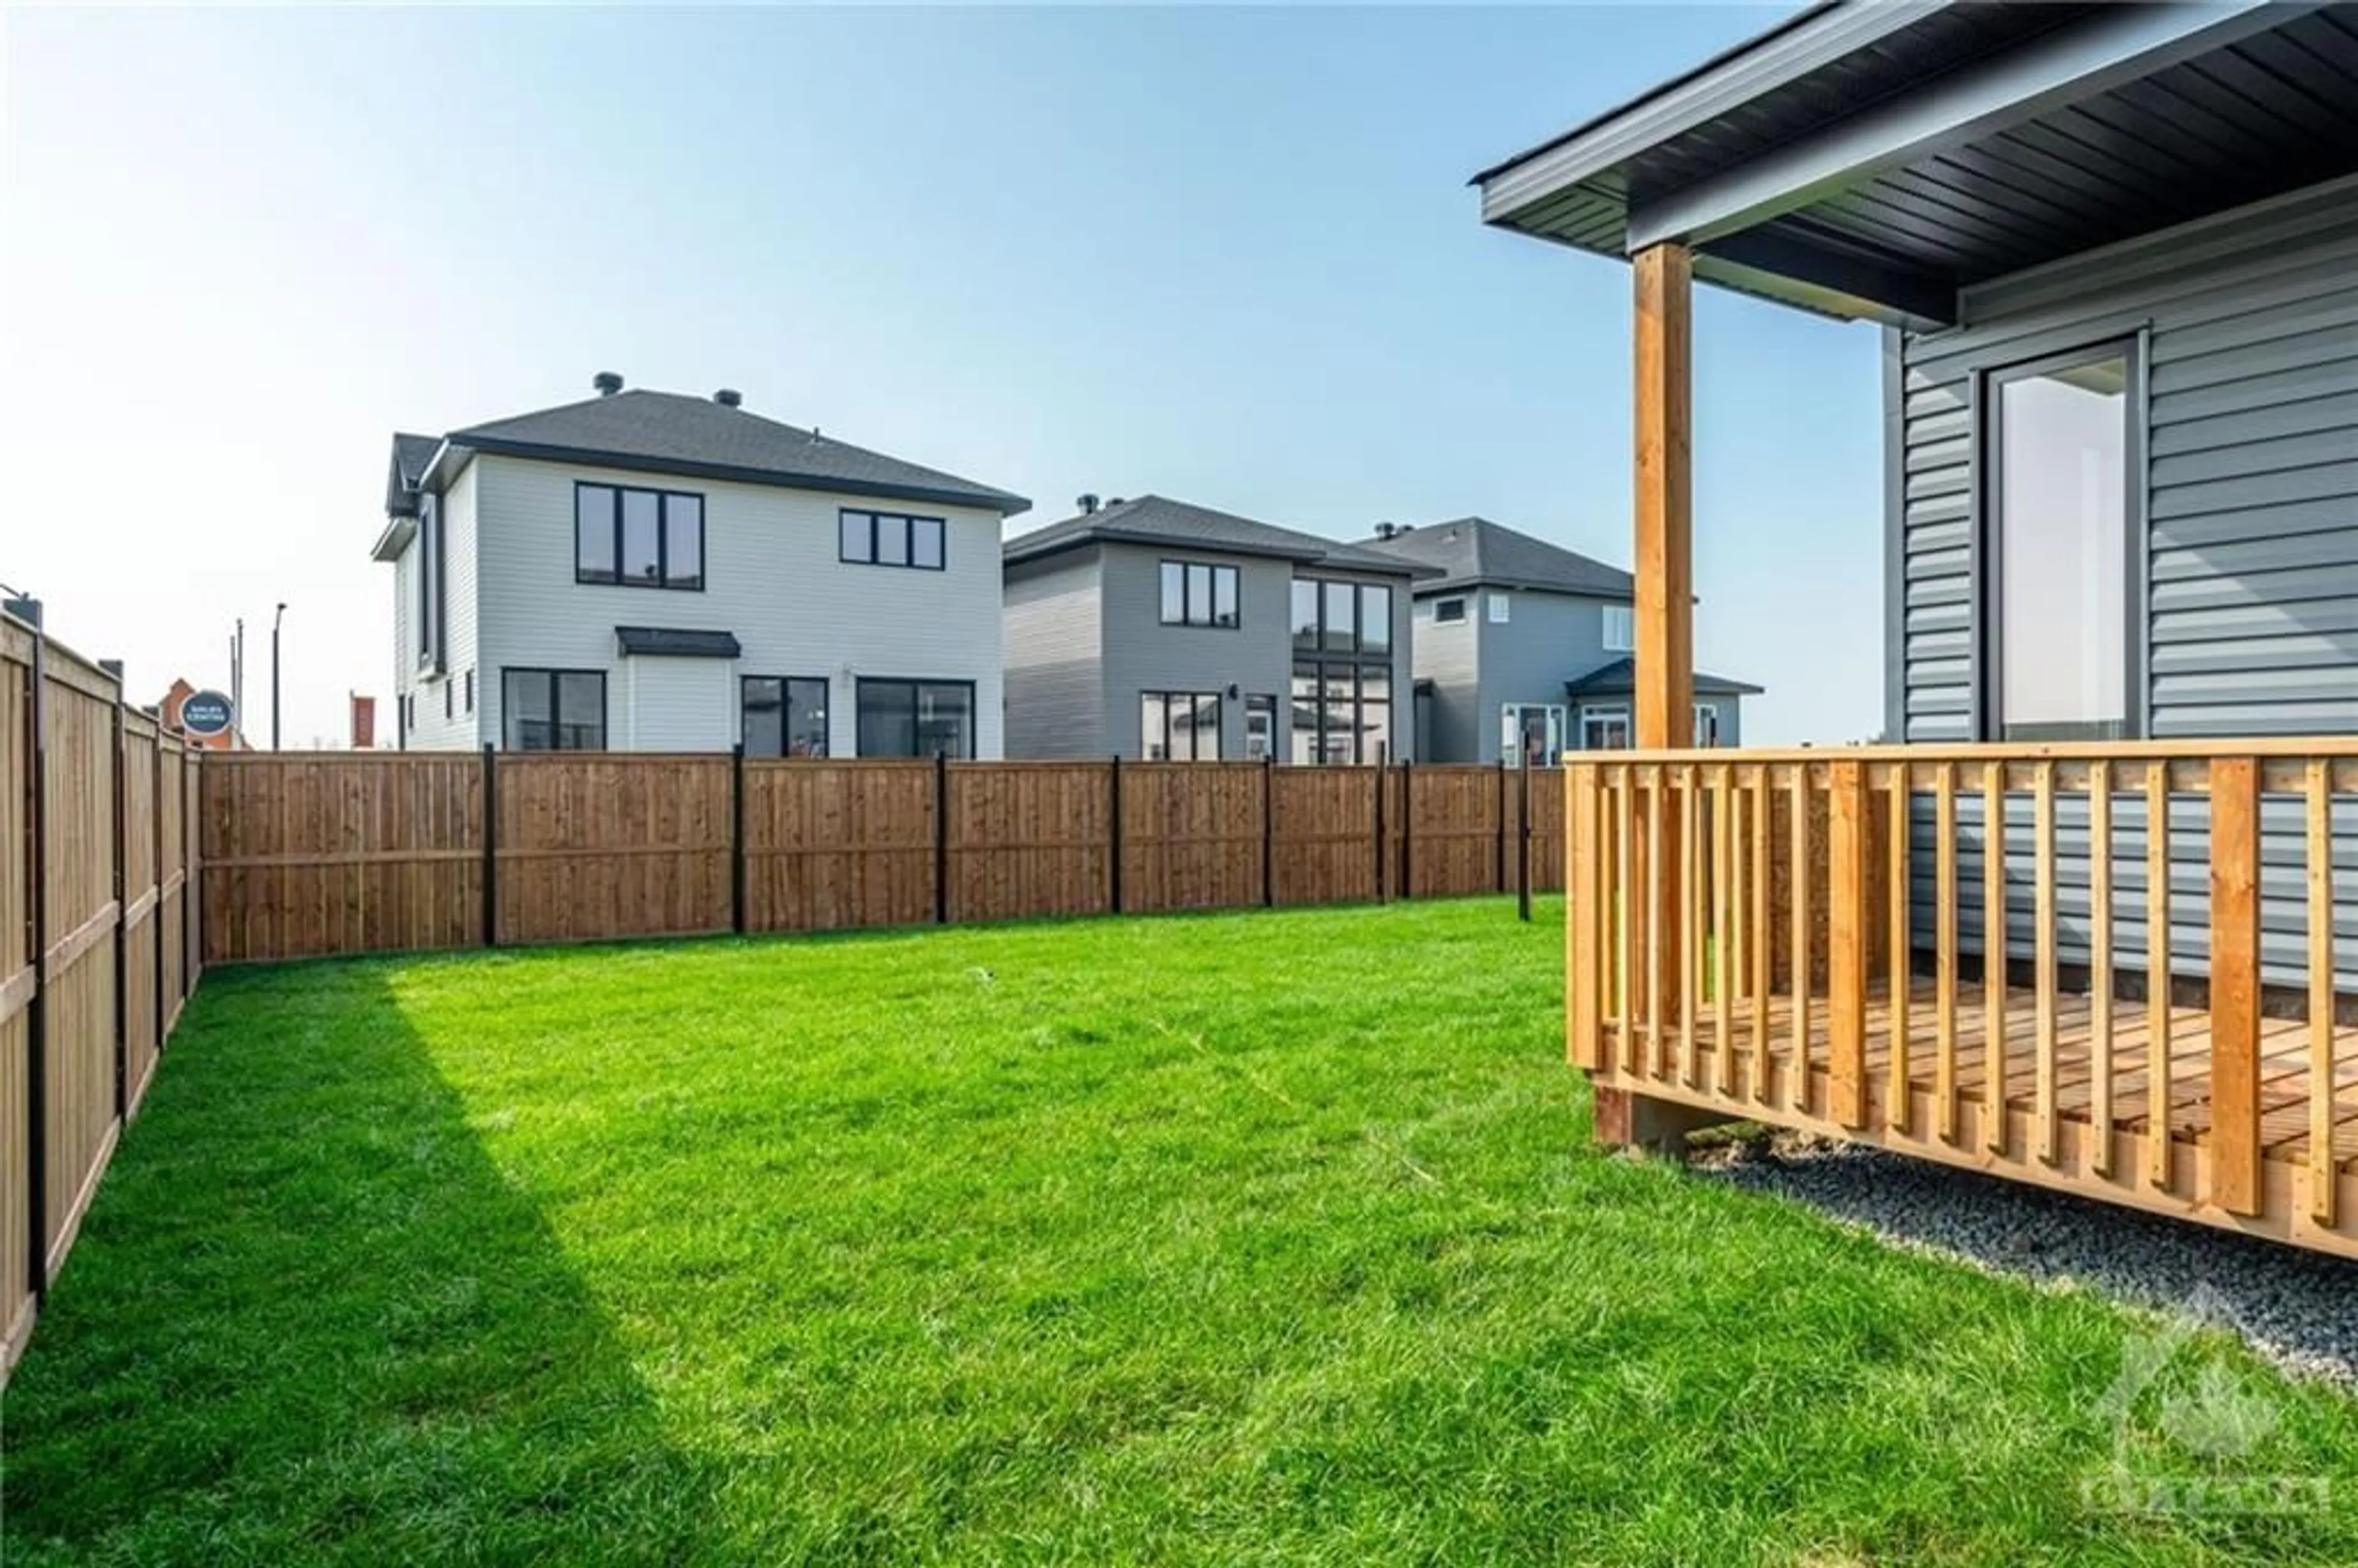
741, 673, 832, 758
416, 492, 447, 674
1976, 335, 2146, 743
1156, 560, 1240, 629
1289, 658, 1393, 766
574, 481, 707, 591
1140, 689, 1224, 761
838, 508, 949, 572
853, 677, 976, 758
501, 667, 607, 752
1433, 596, 1466, 626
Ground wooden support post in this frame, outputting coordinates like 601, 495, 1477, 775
1372, 756, 1387, 904
1260, 755, 1275, 909
730, 742, 747, 935
1399, 758, 1414, 900
1108, 755, 1124, 915
150, 728, 165, 1062
1827, 758, 1869, 1130
481, 743, 499, 948
2208, 757, 2262, 1217
2306, 757, 2337, 1227
110, 682, 127, 1122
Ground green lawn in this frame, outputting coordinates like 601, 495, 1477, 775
6, 900, 2354, 1566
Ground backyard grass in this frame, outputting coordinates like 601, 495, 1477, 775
4, 899, 2354, 1566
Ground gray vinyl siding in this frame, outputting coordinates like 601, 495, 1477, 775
1412, 595, 1482, 761
1003, 549, 1105, 758
1890, 177, 2358, 990
1095, 544, 1296, 761
1477, 592, 1606, 763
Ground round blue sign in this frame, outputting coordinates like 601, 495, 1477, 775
179, 690, 234, 737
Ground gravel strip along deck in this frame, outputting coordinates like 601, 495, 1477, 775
1699, 1136, 2358, 1388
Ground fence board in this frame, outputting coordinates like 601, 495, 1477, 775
949, 762, 1113, 923
202, 753, 483, 960
1124, 763, 1264, 914
499, 755, 730, 944
745, 759, 935, 933
0, 627, 29, 1369
1407, 766, 1506, 898
1270, 769, 1377, 906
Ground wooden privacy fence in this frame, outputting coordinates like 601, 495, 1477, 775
201, 753, 1568, 963
2, 612, 201, 1376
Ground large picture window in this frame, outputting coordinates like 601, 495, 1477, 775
1289, 577, 1396, 763
502, 669, 605, 751
1984, 341, 2138, 740
743, 675, 830, 757
855, 678, 974, 758
1142, 691, 1221, 760
840, 510, 947, 571
577, 483, 704, 589
1158, 561, 1239, 628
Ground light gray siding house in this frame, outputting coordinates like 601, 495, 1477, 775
1361, 517, 1761, 763
1002, 495, 1423, 763
1473, 0, 2358, 987
373, 376, 1028, 757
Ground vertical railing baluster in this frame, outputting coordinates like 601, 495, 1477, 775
2146, 761, 2174, 1194
1886, 763, 1912, 1136
1713, 763, 1735, 1096
2306, 756, 2336, 1228
1645, 766, 1665, 1082
1983, 761, 2007, 1157
1789, 764, 1811, 1109
2089, 759, 2115, 1178
1935, 761, 1959, 1144
1681, 763, 1702, 1086
1749, 765, 1771, 1108
2209, 756, 2262, 1217
2033, 760, 2058, 1165
1827, 758, 1868, 1130
1619, 767, 1639, 1074
1570, 763, 1603, 1071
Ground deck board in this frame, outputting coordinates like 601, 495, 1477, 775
1605, 976, 2358, 1171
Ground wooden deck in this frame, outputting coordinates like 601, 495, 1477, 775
1564, 744, 2358, 1260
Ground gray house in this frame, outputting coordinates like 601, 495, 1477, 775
1361, 517, 1761, 763
1002, 494, 1423, 763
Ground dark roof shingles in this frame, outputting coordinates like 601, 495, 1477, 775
1003, 494, 1423, 576
1360, 516, 1633, 598
1562, 656, 1763, 697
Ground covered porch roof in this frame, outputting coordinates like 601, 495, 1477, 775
1476, 1, 2358, 328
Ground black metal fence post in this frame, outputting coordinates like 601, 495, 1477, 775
1517, 747, 1533, 924
185, 749, 198, 996
1496, 759, 1509, 893
730, 743, 747, 935
151, 729, 165, 1063
481, 743, 499, 948
1107, 755, 1124, 915
933, 750, 950, 925
1261, 755, 1275, 908
108, 677, 126, 1122
1399, 758, 1414, 901
24, 623, 49, 1303
1372, 755, 1388, 904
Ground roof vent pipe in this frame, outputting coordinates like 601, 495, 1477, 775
714, 388, 742, 408
1076, 492, 1099, 514
593, 371, 623, 396
1373, 522, 1398, 540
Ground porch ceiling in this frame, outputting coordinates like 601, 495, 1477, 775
1479, 1, 2358, 328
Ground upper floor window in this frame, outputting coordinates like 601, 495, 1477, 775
1433, 597, 1466, 625
1487, 592, 1511, 624
577, 483, 704, 589
841, 509, 946, 571
1603, 604, 1634, 653
416, 492, 446, 673
1159, 561, 1239, 628
1292, 578, 1393, 657
1985, 342, 2135, 740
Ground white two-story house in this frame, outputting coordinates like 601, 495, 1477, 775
373, 375, 1029, 756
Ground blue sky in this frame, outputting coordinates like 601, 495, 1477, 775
0, 4, 1881, 747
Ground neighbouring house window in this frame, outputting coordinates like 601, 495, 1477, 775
839, 510, 947, 571
1500, 703, 1565, 766
1243, 693, 1276, 761
743, 675, 829, 757
1290, 576, 1397, 763
1986, 341, 2135, 739
1579, 704, 1631, 751
464, 669, 475, 714
1158, 561, 1240, 628
1603, 604, 1634, 653
416, 494, 446, 673
1487, 592, 1511, 624
1693, 704, 1720, 747
503, 669, 606, 751
576, 483, 705, 589
856, 678, 973, 758
1433, 597, 1466, 625
444, 680, 453, 721
1142, 691, 1222, 760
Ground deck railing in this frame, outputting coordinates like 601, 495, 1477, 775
1566, 743, 2356, 1241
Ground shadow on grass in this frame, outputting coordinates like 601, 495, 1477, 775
0, 963, 706, 1566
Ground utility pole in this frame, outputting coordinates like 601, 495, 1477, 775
270, 602, 286, 750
